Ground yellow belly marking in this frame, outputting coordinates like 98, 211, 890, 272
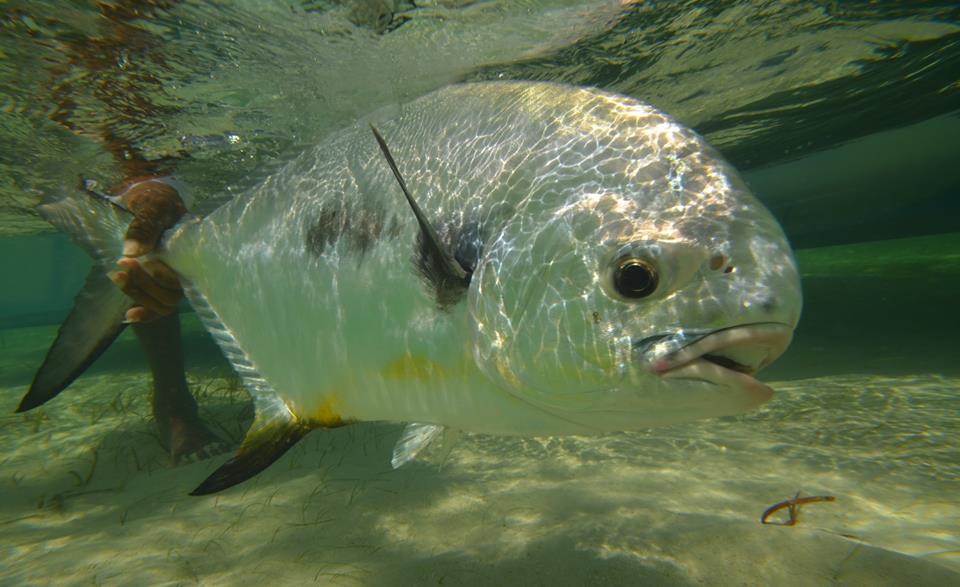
309, 394, 348, 428
381, 352, 445, 382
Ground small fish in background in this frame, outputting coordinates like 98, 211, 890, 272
177, 132, 245, 155
178, 132, 242, 146
21, 81, 802, 495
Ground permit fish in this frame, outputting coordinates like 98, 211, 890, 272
20, 81, 802, 494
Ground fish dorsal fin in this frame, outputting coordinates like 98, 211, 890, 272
182, 281, 311, 495
369, 126, 471, 302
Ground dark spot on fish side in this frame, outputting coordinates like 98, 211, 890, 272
592, 311, 601, 324
305, 207, 340, 257
305, 202, 399, 259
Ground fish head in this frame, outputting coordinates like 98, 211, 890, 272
469, 139, 801, 432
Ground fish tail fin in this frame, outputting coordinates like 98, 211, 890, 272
17, 190, 133, 412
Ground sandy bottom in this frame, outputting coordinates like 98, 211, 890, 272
1, 363, 957, 587
1, 305, 958, 587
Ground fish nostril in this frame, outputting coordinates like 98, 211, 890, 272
709, 254, 725, 271
708, 254, 735, 274
760, 296, 776, 314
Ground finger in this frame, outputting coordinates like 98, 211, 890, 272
118, 258, 182, 300
123, 219, 159, 257
117, 256, 140, 272
140, 258, 181, 290
121, 181, 187, 256
111, 268, 179, 315
122, 281, 177, 316
125, 306, 164, 324
109, 270, 132, 296
126, 265, 183, 308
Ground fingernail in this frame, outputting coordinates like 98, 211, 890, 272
123, 239, 144, 257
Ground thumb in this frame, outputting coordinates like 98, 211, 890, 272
121, 179, 187, 256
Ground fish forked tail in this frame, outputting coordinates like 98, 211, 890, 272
18, 188, 311, 496
17, 189, 132, 412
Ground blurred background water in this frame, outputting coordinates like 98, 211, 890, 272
1, 1, 958, 585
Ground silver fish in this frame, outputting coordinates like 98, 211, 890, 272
23, 81, 802, 494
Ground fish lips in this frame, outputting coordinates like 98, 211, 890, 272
634, 322, 794, 409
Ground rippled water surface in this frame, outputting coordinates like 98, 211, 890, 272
1, 1, 958, 585
2, 0, 958, 234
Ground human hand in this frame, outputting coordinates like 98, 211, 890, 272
109, 177, 187, 323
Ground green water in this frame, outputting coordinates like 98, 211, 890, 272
1, 1, 958, 585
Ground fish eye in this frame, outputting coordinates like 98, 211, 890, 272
613, 257, 658, 299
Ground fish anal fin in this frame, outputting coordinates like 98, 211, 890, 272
181, 282, 331, 495
190, 418, 310, 496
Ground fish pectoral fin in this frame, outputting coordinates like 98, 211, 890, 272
181, 283, 316, 495
391, 423, 462, 469
369, 125, 472, 308
190, 418, 310, 495
18, 265, 129, 412
391, 423, 445, 469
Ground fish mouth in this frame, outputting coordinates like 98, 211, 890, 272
638, 322, 794, 407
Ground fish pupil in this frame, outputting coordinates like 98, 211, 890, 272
614, 258, 658, 299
